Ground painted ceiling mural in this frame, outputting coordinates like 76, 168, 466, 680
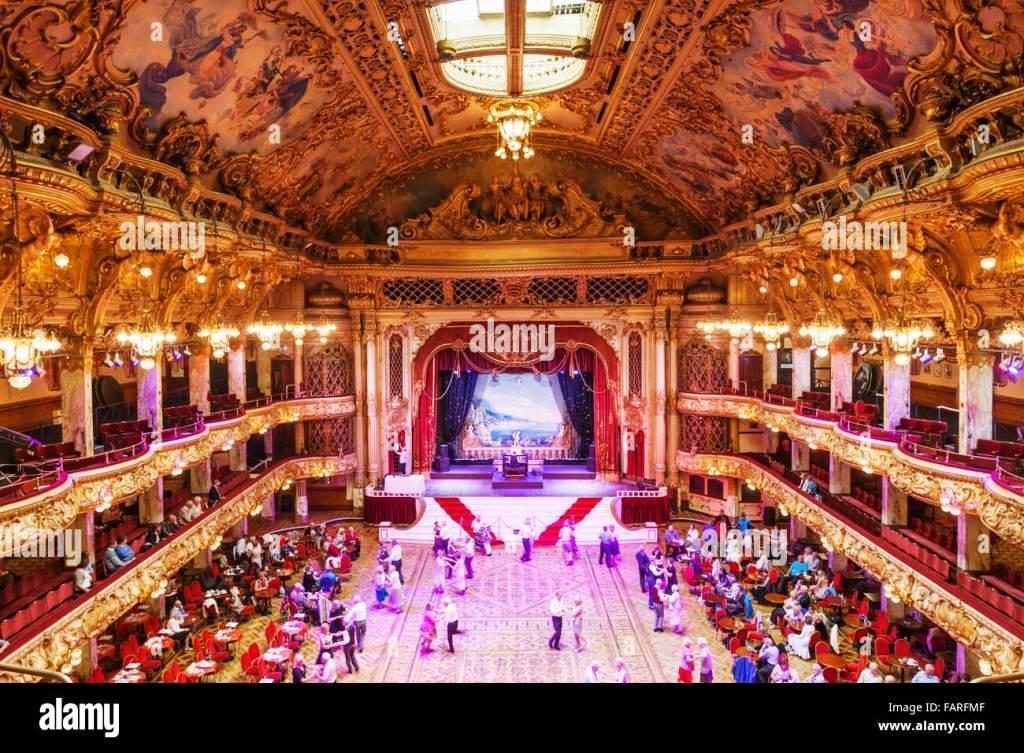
0, 0, 1021, 244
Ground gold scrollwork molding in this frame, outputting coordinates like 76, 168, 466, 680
0, 455, 356, 681
677, 393, 1024, 547
676, 451, 1024, 676
0, 396, 355, 556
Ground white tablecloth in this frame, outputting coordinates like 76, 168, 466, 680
383, 474, 426, 495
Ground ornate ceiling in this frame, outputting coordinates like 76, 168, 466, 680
5, 0, 1021, 244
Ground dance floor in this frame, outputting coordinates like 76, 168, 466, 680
223, 536, 798, 683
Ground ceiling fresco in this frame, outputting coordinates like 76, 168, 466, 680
0, 0, 1021, 244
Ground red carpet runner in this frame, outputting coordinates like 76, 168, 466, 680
434, 497, 503, 544
536, 498, 604, 546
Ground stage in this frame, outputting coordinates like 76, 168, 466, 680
432, 460, 598, 491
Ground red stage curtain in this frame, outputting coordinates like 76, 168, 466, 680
588, 349, 618, 474
415, 355, 439, 473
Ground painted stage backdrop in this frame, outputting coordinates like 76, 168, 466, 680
459, 375, 572, 451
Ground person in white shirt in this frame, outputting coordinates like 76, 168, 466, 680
349, 594, 367, 652
584, 660, 601, 683
770, 654, 800, 683
319, 652, 338, 683
444, 597, 459, 653
548, 592, 564, 650
807, 664, 828, 683
912, 663, 941, 683
520, 519, 534, 562
858, 662, 884, 683
233, 536, 247, 561
614, 657, 629, 684
74, 560, 94, 592
389, 540, 404, 584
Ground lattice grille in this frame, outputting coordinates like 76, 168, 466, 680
380, 278, 445, 306
527, 277, 578, 304
306, 417, 355, 455
682, 415, 730, 453
304, 344, 354, 396
452, 278, 501, 305
388, 334, 404, 399
681, 339, 727, 393
586, 276, 649, 304
628, 331, 643, 397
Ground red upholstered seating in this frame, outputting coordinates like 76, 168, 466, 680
974, 439, 1024, 458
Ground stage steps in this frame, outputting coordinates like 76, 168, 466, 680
393, 496, 648, 546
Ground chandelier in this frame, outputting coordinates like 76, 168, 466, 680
871, 316, 935, 366
799, 311, 846, 357
284, 315, 336, 346
0, 135, 62, 389
752, 311, 790, 351
116, 310, 175, 370
197, 323, 240, 359
248, 310, 283, 351
998, 316, 1024, 349
696, 310, 752, 339
488, 100, 541, 161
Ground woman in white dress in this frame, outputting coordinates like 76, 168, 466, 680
432, 552, 447, 594
786, 615, 817, 660
666, 584, 683, 634
387, 566, 404, 611
450, 553, 467, 595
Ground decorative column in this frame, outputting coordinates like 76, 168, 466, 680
830, 340, 853, 412
791, 344, 811, 399
365, 316, 381, 480
957, 343, 994, 454
227, 343, 247, 471
957, 514, 991, 572
188, 345, 211, 415
139, 481, 164, 525
762, 347, 777, 392
293, 341, 305, 453
256, 346, 272, 397
728, 337, 740, 389
828, 456, 850, 495
136, 360, 163, 434
67, 511, 95, 569
653, 316, 667, 484
61, 338, 94, 455
883, 346, 911, 429
666, 324, 680, 487
881, 477, 908, 527
295, 479, 309, 523
188, 345, 213, 493
351, 326, 366, 482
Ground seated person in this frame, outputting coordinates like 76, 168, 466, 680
858, 662, 884, 683
228, 587, 245, 618
302, 566, 318, 593
161, 613, 191, 651
318, 568, 339, 594
113, 535, 135, 564
253, 571, 270, 593
769, 653, 799, 683
811, 571, 836, 600
290, 583, 310, 610
803, 548, 821, 571
912, 663, 941, 683
786, 615, 817, 660
664, 526, 683, 558
159, 514, 180, 537
74, 559, 94, 593
141, 526, 160, 551
202, 591, 221, 619
169, 599, 187, 622
233, 536, 248, 562
755, 636, 780, 683
103, 543, 127, 573
200, 568, 228, 592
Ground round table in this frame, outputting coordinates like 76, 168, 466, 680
254, 587, 276, 614
844, 614, 868, 630
764, 593, 787, 606
279, 621, 307, 640
816, 654, 847, 672
185, 660, 219, 681
121, 611, 149, 629
263, 647, 293, 665
112, 669, 146, 684
718, 617, 744, 633
144, 636, 175, 656
704, 593, 725, 605
880, 656, 918, 683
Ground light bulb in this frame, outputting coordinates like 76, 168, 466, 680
890, 268, 902, 280
196, 273, 207, 284
981, 256, 997, 270
54, 253, 70, 269
894, 352, 910, 366
832, 273, 843, 283
237, 280, 246, 289
139, 266, 153, 278
816, 346, 828, 357
139, 357, 156, 370
789, 277, 799, 287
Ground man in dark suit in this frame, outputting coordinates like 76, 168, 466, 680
635, 547, 651, 593
208, 480, 223, 506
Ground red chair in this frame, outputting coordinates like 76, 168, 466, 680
258, 658, 282, 682
814, 641, 832, 661
823, 667, 839, 683
871, 612, 889, 635
203, 632, 230, 663
875, 636, 891, 662
933, 656, 945, 678
894, 638, 911, 659
728, 637, 741, 654
840, 655, 867, 682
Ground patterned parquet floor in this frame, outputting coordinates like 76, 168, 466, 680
216, 535, 826, 683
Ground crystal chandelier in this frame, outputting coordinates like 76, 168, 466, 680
998, 316, 1024, 349
752, 311, 790, 351
799, 311, 846, 357
116, 310, 175, 370
248, 310, 283, 351
285, 315, 336, 346
488, 100, 541, 161
0, 136, 62, 389
871, 316, 935, 366
696, 310, 752, 339
197, 323, 240, 359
